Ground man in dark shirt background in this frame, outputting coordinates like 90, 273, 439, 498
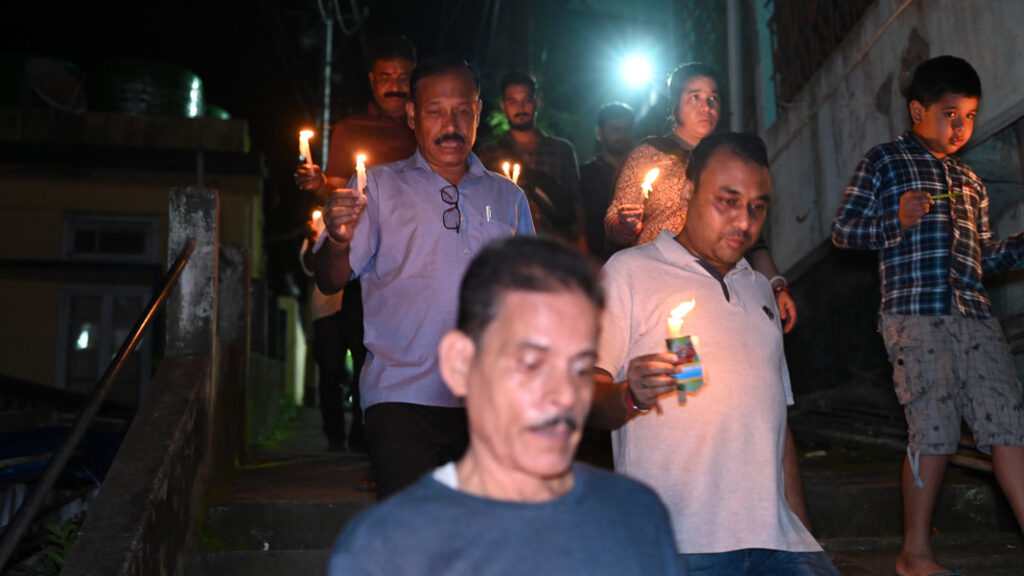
476, 71, 583, 247
579, 102, 634, 260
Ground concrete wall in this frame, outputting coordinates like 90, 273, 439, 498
764, 0, 1024, 275
765, 0, 1024, 397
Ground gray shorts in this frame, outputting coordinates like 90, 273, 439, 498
880, 314, 1024, 454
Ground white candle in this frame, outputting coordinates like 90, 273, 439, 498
356, 154, 367, 193
299, 129, 314, 166
641, 168, 660, 200
667, 299, 696, 338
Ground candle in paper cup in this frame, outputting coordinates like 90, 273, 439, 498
299, 130, 314, 166
641, 168, 660, 200
665, 299, 703, 402
512, 163, 521, 185
356, 154, 367, 194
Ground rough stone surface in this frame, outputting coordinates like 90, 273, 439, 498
167, 187, 219, 358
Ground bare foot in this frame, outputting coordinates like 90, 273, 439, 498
896, 550, 953, 576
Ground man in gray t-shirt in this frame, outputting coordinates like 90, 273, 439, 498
328, 236, 679, 576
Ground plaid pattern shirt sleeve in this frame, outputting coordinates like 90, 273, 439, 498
976, 174, 1024, 276
831, 153, 904, 251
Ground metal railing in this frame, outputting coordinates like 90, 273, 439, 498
0, 239, 196, 572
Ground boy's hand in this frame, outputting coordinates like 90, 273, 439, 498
898, 190, 933, 230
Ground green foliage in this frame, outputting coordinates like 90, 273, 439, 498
13, 513, 85, 576
254, 393, 300, 449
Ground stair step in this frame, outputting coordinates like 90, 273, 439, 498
204, 500, 369, 550
189, 549, 330, 576
822, 532, 1024, 575
200, 453, 375, 550
800, 449, 1018, 539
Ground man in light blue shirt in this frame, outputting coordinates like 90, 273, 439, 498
315, 56, 534, 498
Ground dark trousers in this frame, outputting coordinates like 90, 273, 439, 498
313, 311, 347, 445
341, 279, 367, 446
364, 402, 469, 499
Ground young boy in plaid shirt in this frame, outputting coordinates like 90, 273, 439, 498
832, 55, 1024, 576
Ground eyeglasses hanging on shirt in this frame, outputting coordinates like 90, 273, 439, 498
441, 185, 461, 233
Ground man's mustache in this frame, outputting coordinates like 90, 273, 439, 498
529, 413, 579, 432
384, 91, 408, 99
434, 133, 466, 145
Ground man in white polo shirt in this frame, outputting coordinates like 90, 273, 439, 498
589, 132, 838, 575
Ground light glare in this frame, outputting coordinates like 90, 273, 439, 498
621, 56, 653, 88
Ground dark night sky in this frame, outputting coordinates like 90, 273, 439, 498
2, 0, 686, 290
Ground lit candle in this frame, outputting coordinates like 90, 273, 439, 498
641, 168, 660, 200
299, 129, 314, 166
311, 209, 325, 235
356, 154, 367, 194
667, 299, 696, 338
512, 163, 521, 185
665, 299, 702, 402
502, 161, 512, 179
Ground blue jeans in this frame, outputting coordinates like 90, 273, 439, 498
677, 549, 839, 576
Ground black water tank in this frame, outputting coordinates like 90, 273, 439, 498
88, 58, 204, 117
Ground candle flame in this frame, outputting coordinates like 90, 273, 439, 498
512, 163, 521, 185
312, 209, 322, 221
502, 161, 511, 179
667, 298, 696, 338
641, 168, 660, 200
299, 129, 314, 140
356, 154, 367, 169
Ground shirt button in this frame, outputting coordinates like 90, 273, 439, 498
463, 249, 469, 254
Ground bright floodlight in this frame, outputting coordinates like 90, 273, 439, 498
621, 56, 653, 88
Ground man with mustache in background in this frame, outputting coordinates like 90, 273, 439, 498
297, 35, 419, 461
314, 56, 535, 499
327, 236, 679, 576
477, 71, 584, 246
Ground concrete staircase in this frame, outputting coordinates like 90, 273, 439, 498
793, 407, 1024, 575
190, 407, 1024, 575
187, 409, 374, 576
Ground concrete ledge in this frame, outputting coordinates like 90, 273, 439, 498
62, 355, 213, 576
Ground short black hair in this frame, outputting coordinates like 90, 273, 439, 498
596, 101, 634, 129
500, 70, 537, 99
905, 55, 981, 107
410, 56, 481, 101
457, 236, 603, 343
367, 35, 417, 67
685, 132, 769, 188
668, 62, 719, 111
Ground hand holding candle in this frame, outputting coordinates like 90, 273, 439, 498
322, 177, 367, 247
666, 299, 703, 402
299, 129, 314, 166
